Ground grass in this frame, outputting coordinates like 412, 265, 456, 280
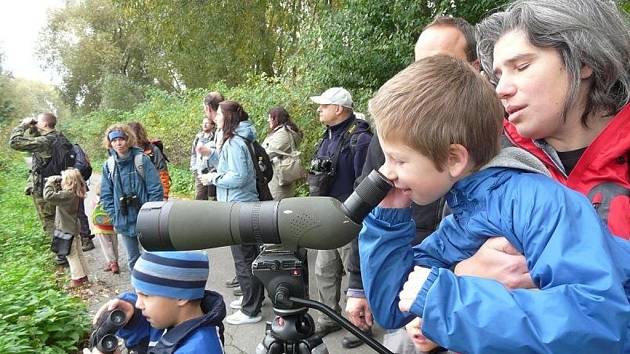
0, 153, 90, 354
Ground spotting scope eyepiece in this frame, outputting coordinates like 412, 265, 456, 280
136, 169, 393, 251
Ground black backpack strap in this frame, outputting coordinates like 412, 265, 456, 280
329, 119, 359, 175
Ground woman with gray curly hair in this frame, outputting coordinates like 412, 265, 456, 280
452, 0, 630, 352
475, 0, 629, 239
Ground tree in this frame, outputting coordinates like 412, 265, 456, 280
113, 0, 318, 88
0, 51, 15, 126
288, 0, 509, 107
37, 0, 154, 111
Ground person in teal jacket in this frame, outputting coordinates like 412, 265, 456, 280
100, 124, 163, 271
359, 56, 629, 354
199, 101, 264, 325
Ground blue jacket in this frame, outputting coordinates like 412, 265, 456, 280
117, 291, 226, 354
313, 114, 372, 201
359, 167, 630, 354
208, 121, 259, 202
100, 147, 164, 237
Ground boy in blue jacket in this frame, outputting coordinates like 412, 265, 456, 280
84, 251, 226, 354
359, 55, 630, 354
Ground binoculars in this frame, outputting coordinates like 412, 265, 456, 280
89, 309, 127, 354
119, 194, 139, 216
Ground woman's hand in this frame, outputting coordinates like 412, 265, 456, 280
454, 237, 535, 289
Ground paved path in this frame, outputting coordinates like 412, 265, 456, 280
81, 174, 386, 353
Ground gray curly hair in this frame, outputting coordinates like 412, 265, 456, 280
477, 0, 630, 126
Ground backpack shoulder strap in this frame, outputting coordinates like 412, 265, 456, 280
134, 153, 145, 180
107, 154, 144, 180
106, 156, 115, 181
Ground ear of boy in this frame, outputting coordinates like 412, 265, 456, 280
446, 143, 473, 179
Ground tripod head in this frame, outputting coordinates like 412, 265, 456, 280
253, 246, 393, 354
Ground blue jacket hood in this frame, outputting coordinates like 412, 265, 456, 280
207, 121, 259, 202
235, 120, 256, 142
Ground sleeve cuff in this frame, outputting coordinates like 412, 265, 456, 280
409, 267, 440, 317
372, 206, 413, 224
346, 288, 366, 298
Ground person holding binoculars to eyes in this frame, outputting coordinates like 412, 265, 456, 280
100, 124, 163, 273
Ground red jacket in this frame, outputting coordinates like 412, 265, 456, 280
503, 104, 630, 239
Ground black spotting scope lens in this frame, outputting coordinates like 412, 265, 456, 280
342, 169, 394, 224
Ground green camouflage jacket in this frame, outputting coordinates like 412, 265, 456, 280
9, 124, 59, 196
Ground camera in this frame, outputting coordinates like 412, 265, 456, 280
119, 195, 139, 216
309, 157, 333, 175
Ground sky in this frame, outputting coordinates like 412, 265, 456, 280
0, 0, 65, 84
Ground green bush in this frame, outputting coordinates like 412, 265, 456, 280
61, 77, 349, 197
0, 154, 90, 354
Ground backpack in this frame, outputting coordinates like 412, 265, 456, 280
106, 153, 145, 181
72, 144, 92, 181
150, 139, 169, 162
38, 133, 76, 178
238, 135, 274, 201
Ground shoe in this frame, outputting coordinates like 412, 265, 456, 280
110, 261, 120, 274
342, 329, 372, 349
55, 255, 69, 267
225, 310, 262, 325
233, 287, 243, 296
81, 235, 95, 251
230, 296, 243, 310
314, 321, 342, 338
70, 276, 89, 288
225, 276, 239, 288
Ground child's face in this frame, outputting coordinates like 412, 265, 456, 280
405, 317, 439, 352
380, 136, 454, 206
135, 292, 180, 329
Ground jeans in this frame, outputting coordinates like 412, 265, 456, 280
120, 233, 141, 271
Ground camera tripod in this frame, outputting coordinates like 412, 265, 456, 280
253, 246, 393, 354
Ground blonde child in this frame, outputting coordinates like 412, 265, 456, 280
404, 318, 454, 354
91, 179, 119, 274
43, 168, 90, 287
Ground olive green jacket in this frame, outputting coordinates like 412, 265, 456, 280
9, 124, 59, 195
43, 176, 81, 235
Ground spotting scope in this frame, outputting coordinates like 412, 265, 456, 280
136, 170, 392, 251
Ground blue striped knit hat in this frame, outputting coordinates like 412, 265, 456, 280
131, 251, 209, 300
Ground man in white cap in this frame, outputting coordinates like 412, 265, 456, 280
307, 87, 372, 338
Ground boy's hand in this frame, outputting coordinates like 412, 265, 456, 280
377, 165, 412, 209
93, 298, 134, 327
378, 187, 412, 209
398, 266, 432, 313
454, 237, 535, 289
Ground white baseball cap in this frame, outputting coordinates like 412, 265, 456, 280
310, 87, 353, 109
